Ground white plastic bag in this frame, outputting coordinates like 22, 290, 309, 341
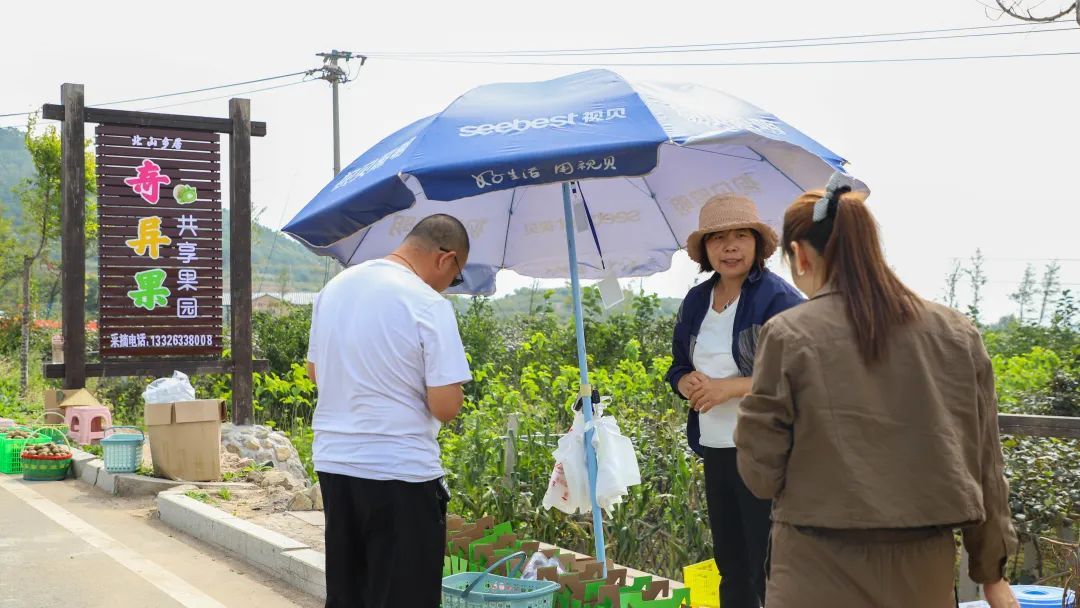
143, 370, 196, 404
543, 410, 591, 514
595, 414, 641, 510
543, 404, 642, 515
521, 551, 565, 581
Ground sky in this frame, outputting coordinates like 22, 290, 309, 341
1, 0, 1078, 322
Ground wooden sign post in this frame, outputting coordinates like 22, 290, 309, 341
43, 83, 267, 425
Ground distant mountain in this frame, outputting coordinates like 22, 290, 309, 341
225, 213, 332, 294
0, 127, 33, 231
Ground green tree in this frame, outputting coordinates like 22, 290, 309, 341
943, 260, 963, 309
1038, 261, 1062, 326
12, 116, 96, 394
0, 215, 19, 296
966, 249, 988, 324
1010, 264, 1039, 324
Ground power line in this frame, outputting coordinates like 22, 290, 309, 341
369, 49, 1080, 68
354, 22, 1069, 57
93, 70, 316, 106
0, 69, 315, 123
139, 78, 317, 111
950, 257, 1080, 262
988, 281, 1080, 286
0, 77, 316, 131
361, 24, 1076, 59
356, 21, 1055, 56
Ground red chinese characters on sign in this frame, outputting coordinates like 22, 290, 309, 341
123, 159, 172, 204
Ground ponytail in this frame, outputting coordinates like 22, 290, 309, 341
783, 188, 922, 365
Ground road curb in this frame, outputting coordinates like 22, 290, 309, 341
67, 448, 253, 497
156, 491, 326, 599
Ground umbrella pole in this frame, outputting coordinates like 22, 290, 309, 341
560, 181, 607, 570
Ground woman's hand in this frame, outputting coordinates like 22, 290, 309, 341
677, 371, 709, 401
983, 579, 1019, 608
689, 378, 748, 413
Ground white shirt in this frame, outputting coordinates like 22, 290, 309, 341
691, 292, 742, 449
307, 259, 472, 482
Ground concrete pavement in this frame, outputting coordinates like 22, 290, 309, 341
0, 475, 320, 608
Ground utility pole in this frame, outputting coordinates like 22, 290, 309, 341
315, 50, 366, 177
314, 50, 365, 283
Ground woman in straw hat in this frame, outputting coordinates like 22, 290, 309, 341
666, 193, 803, 608
734, 176, 1019, 608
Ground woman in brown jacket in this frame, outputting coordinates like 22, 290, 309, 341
733, 176, 1020, 608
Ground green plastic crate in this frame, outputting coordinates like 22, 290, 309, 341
445, 555, 471, 577
0, 429, 50, 475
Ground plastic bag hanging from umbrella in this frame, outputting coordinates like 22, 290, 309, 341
284, 69, 863, 568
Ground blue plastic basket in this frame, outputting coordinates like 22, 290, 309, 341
100, 427, 144, 474
442, 551, 561, 608
1012, 585, 1076, 608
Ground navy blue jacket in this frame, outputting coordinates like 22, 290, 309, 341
666, 266, 804, 456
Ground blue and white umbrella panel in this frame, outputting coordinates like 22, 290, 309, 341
284, 69, 853, 295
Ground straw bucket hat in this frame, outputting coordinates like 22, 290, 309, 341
685, 194, 778, 264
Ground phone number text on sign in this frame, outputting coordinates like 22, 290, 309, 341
107, 333, 216, 349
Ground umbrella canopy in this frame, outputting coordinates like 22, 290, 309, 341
284, 69, 856, 295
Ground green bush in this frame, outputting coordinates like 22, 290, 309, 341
993, 347, 1064, 411
252, 308, 312, 376
1003, 435, 1080, 583
93, 376, 151, 426
0, 359, 31, 421
252, 363, 315, 435
0, 317, 50, 359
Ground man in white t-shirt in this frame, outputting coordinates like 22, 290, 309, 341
306, 214, 472, 608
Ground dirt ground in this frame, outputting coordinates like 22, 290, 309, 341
174, 451, 325, 551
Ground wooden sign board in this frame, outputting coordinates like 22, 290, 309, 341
95, 124, 223, 358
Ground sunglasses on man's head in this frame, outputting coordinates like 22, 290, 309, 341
438, 247, 464, 287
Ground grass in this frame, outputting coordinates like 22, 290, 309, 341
222, 463, 271, 482
217, 488, 232, 501
184, 490, 211, 504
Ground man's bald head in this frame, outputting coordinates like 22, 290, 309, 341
405, 214, 470, 256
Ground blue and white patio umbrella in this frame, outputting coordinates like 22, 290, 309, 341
284, 69, 860, 567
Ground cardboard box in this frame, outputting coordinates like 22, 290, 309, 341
144, 399, 226, 482
42, 390, 85, 423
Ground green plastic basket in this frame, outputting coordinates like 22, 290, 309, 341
0, 428, 50, 475
443, 552, 561, 608
30, 412, 70, 444
21, 454, 71, 481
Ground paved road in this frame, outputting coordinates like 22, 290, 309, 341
0, 475, 321, 608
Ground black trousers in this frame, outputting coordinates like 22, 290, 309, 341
704, 447, 773, 608
318, 471, 449, 608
